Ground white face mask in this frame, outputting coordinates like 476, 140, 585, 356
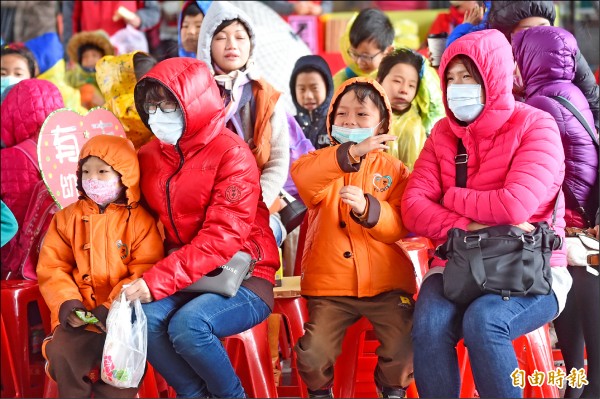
331, 121, 382, 144
148, 108, 184, 145
447, 84, 484, 123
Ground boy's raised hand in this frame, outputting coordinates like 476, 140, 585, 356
350, 134, 397, 158
340, 185, 367, 216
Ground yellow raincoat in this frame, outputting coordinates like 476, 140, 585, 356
37, 59, 87, 114
388, 104, 427, 171
96, 51, 154, 149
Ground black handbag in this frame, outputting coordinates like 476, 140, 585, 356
182, 248, 259, 297
278, 189, 307, 234
437, 139, 562, 304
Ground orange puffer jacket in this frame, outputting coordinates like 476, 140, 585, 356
37, 135, 164, 331
291, 77, 416, 298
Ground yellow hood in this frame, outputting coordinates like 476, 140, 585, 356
96, 52, 154, 149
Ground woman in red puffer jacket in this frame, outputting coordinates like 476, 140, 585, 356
126, 57, 279, 398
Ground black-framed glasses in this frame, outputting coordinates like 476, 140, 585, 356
143, 100, 179, 114
347, 49, 383, 63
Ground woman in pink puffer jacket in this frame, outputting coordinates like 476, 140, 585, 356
401, 29, 572, 398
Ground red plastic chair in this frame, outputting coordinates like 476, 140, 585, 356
273, 295, 310, 397
332, 317, 419, 398
1, 314, 22, 398
222, 319, 278, 398
293, 213, 309, 277
1, 280, 52, 398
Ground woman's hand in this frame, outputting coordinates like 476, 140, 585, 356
513, 222, 535, 233
350, 134, 397, 158
124, 279, 154, 303
340, 185, 367, 216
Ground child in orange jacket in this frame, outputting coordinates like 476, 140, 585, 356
291, 77, 416, 398
38, 135, 163, 398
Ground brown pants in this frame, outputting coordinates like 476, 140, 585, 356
43, 325, 139, 398
294, 291, 414, 391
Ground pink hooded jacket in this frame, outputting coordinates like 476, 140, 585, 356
401, 29, 567, 268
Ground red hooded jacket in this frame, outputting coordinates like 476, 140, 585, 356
134, 58, 279, 300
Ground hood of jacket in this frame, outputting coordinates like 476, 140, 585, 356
326, 76, 393, 144
178, 0, 213, 58
438, 29, 515, 140
96, 51, 154, 149
77, 135, 141, 205
134, 57, 226, 155
196, 0, 259, 79
0, 79, 64, 148
512, 26, 577, 98
290, 55, 334, 118
487, 1, 555, 38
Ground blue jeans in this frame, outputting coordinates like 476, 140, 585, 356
142, 287, 271, 398
412, 274, 558, 398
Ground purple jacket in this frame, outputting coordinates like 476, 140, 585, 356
513, 26, 598, 227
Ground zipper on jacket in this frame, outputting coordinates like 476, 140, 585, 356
166, 144, 185, 244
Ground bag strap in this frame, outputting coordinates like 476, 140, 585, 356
14, 139, 40, 171
550, 95, 598, 227
455, 139, 468, 188
455, 139, 561, 227
550, 95, 599, 147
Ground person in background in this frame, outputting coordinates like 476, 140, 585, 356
197, 1, 290, 247
376, 48, 427, 170
1, 44, 38, 99
290, 54, 334, 150
0, 200, 18, 248
333, 8, 395, 90
178, 1, 212, 58
65, 30, 114, 109
401, 29, 571, 398
261, 1, 332, 16
428, 1, 481, 37
445, 1, 491, 47
292, 77, 415, 398
487, 0, 599, 132
22, 32, 86, 113
0, 79, 64, 274
38, 135, 163, 398
0, 1, 58, 43
96, 51, 157, 149
63, 1, 161, 60
513, 25, 599, 399
131, 57, 279, 398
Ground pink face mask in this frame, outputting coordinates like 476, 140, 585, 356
82, 177, 124, 206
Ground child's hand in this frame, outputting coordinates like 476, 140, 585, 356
340, 185, 367, 216
123, 278, 153, 303
463, 5, 484, 25
113, 6, 141, 28
66, 311, 87, 328
351, 134, 397, 158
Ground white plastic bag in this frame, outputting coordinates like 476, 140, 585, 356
101, 290, 147, 388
